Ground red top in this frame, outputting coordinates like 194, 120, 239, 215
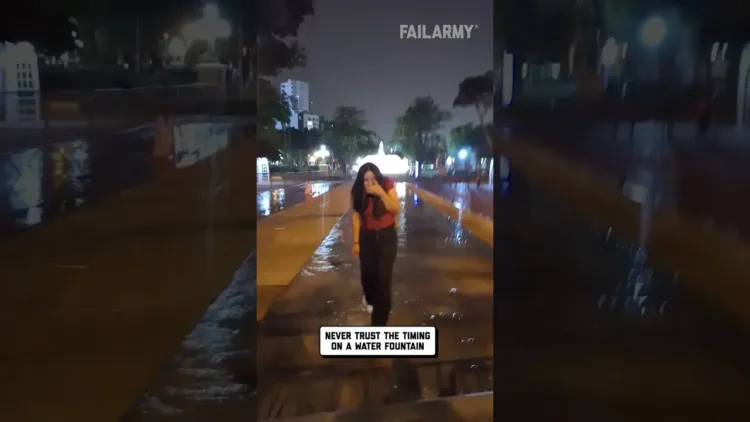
362, 177, 396, 230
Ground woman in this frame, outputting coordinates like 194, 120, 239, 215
351, 163, 401, 326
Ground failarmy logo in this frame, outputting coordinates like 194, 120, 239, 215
399, 24, 478, 40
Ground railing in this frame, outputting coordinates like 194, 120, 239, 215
259, 170, 348, 184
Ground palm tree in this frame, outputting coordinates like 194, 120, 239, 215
394, 96, 451, 165
323, 106, 377, 171
453, 71, 494, 149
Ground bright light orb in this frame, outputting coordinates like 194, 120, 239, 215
312, 145, 329, 159
458, 149, 469, 160
601, 37, 618, 66
355, 142, 409, 175
168, 37, 186, 57
183, 3, 231, 45
640, 15, 667, 48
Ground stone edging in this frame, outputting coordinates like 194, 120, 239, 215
407, 183, 493, 247
260, 391, 494, 422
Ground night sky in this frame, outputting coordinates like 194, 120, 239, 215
277, 0, 493, 142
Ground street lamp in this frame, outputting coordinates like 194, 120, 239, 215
167, 37, 187, 63
309, 145, 330, 165
639, 15, 667, 48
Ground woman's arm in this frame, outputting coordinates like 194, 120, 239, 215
380, 188, 401, 214
352, 211, 361, 245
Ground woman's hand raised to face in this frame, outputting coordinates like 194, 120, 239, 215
365, 182, 386, 197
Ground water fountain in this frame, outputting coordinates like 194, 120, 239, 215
354, 142, 409, 175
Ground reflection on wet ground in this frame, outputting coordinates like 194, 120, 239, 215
511, 119, 750, 241
415, 180, 493, 218
0, 120, 236, 235
495, 174, 750, 420
119, 253, 256, 422
257, 182, 341, 218
257, 184, 493, 419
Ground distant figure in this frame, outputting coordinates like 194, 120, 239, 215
304, 181, 312, 196
351, 163, 401, 326
475, 171, 482, 189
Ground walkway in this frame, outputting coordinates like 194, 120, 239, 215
256, 184, 352, 320
492, 171, 750, 419
0, 141, 255, 422
257, 186, 494, 420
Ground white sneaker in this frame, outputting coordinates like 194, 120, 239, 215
362, 297, 373, 314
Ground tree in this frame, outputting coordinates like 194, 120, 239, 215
277, 127, 322, 165
323, 106, 377, 171
394, 96, 451, 163
221, 0, 314, 88
453, 72, 494, 150
257, 77, 290, 156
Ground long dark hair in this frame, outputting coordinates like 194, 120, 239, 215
352, 162, 386, 218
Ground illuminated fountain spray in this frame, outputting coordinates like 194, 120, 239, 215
354, 142, 409, 175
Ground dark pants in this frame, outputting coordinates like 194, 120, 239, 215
359, 224, 398, 326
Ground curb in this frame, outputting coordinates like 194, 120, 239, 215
407, 183, 493, 247
262, 392, 493, 422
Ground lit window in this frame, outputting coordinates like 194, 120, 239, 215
550, 63, 560, 79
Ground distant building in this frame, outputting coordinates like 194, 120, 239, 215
0, 42, 40, 121
301, 113, 320, 130
278, 79, 310, 129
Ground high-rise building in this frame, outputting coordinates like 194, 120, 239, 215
281, 78, 309, 109
278, 79, 310, 129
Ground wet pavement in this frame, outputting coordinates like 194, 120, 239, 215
494, 173, 750, 420
119, 253, 256, 422
415, 181, 493, 219
257, 182, 342, 219
257, 183, 494, 419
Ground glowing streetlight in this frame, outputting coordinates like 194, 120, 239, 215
168, 37, 187, 60
309, 145, 330, 164
640, 15, 667, 48
601, 37, 618, 67
458, 148, 469, 160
